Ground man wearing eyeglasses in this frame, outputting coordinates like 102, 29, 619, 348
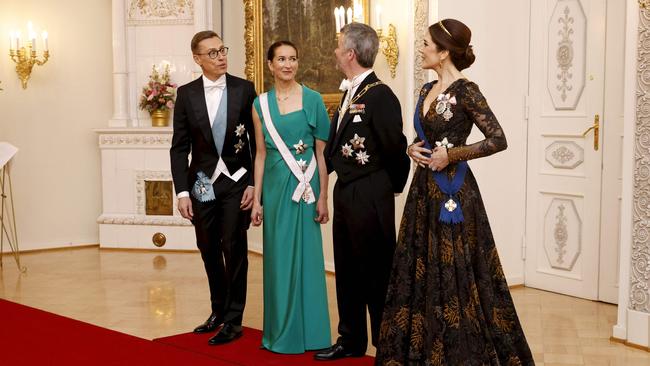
170, 30, 257, 345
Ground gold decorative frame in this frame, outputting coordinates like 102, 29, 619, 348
244, 0, 369, 116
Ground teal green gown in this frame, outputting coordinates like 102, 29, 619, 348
253, 85, 332, 354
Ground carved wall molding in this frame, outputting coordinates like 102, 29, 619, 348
545, 140, 584, 169
548, 0, 586, 110
631, 5, 650, 313
413, 0, 429, 101
127, 0, 195, 25
544, 197, 581, 271
99, 134, 172, 148
97, 214, 191, 227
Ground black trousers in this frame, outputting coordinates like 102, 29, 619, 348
332, 169, 397, 351
191, 174, 250, 326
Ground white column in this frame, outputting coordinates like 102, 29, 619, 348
109, 0, 129, 127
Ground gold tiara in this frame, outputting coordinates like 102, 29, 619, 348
439, 20, 452, 38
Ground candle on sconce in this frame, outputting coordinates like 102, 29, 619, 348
9, 31, 15, 51
346, 7, 352, 25
353, 0, 362, 23
375, 5, 383, 30
16, 31, 21, 50
338, 6, 345, 29
42, 31, 48, 51
334, 8, 341, 33
26, 21, 35, 51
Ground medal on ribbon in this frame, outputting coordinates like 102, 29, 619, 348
414, 83, 467, 224
436, 93, 457, 122
191, 171, 215, 202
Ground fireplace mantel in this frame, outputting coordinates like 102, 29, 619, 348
96, 128, 195, 250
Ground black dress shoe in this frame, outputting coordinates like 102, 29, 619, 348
208, 323, 243, 345
313, 342, 365, 361
193, 313, 223, 334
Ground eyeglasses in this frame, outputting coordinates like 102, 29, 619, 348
196, 47, 229, 59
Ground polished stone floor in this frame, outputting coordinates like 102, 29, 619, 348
1, 247, 649, 365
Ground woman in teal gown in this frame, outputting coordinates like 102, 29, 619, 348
250, 41, 331, 354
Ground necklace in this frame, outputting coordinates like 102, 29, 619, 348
276, 84, 297, 102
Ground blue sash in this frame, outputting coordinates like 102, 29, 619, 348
413, 83, 468, 224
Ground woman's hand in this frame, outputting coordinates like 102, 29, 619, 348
408, 141, 433, 168
428, 146, 450, 172
315, 197, 329, 224
251, 202, 263, 226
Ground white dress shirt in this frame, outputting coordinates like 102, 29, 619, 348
337, 69, 374, 131
177, 74, 248, 199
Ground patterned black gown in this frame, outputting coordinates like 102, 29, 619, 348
375, 79, 534, 366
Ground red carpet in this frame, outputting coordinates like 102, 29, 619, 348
155, 329, 376, 365
0, 298, 229, 365
0, 298, 375, 365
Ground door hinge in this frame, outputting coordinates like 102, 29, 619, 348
521, 235, 526, 261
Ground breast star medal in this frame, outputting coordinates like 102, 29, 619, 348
350, 134, 365, 150
235, 124, 246, 137
341, 143, 353, 158
355, 150, 370, 165
234, 139, 245, 153
293, 140, 307, 154
436, 93, 457, 122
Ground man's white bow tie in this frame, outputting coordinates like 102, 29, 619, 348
339, 79, 352, 92
205, 79, 226, 91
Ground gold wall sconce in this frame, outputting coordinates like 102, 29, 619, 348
9, 22, 50, 89
334, 2, 399, 78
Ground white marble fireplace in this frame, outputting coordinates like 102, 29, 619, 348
96, 128, 194, 250
96, 0, 216, 250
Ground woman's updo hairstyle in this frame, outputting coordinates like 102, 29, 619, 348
267, 40, 298, 61
429, 19, 475, 71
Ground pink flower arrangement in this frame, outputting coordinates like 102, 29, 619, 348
139, 64, 177, 113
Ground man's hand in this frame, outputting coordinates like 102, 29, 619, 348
178, 197, 193, 220
408, 141, 432, 168
240, 186, 254, 210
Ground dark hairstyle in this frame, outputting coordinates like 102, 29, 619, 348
191, 30, 221, 54
429, 19, 475, 71
267, 40, 299, 61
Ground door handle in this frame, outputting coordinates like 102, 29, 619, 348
582, 114, 599, 150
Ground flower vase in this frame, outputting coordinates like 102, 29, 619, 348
151, 109, 170, 127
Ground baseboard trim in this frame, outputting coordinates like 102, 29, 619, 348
610, 336, 650, 353
4, 244, 100, 255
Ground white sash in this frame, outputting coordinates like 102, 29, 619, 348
259, 93, 317, 204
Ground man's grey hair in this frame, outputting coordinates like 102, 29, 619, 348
340, 23, 379, 68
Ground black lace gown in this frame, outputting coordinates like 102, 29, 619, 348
375, 80, 534, 366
